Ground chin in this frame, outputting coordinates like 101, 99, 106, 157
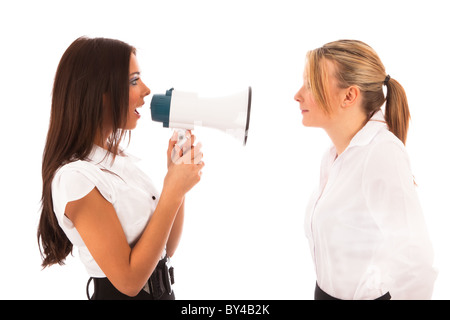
302, 119, 322, 128
302, 113, 325, 127
302, 118, 313, 127
124, 122, 138, 130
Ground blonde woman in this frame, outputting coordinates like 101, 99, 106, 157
294, 40, 437, 300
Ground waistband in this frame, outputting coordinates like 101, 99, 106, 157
315, 282, 391, 300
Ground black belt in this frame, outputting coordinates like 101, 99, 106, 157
86, 255, 175, 300
315, 282, 391, 300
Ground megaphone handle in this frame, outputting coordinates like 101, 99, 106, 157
175, 128, 189, 149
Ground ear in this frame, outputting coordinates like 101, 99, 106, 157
342, 86, 360, 108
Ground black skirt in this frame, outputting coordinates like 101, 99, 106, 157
87, 256, 175, 300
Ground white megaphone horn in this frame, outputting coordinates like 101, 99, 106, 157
150, 87, 252, 146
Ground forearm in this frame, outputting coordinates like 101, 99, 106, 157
166, 198, 185, 257
117, 130, 202, 295
125, 188, 183, 295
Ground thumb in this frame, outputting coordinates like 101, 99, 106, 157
170, 144, 183, 164
168, 131, 178, 149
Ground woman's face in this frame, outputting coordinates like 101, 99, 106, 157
125, 53, 151, 130
294, 59, 342, 128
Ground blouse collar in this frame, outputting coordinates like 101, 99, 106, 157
87, 145, 139, 178
349, 110, 388, 148
329, 110, 388, 157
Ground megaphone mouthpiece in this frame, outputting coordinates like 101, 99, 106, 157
150, 88, 174, 128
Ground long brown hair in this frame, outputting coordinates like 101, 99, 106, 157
306, 39, 410, 144
38, 37, 135, 267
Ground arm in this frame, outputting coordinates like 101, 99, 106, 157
362, 141, 436, 299
165, 131, 199, 258
65, 134, 203, 297
66, 186, 182, 297
166, 198, 184, 258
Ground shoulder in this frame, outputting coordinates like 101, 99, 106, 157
54, 160, 102, 181
362, 128, 414, 185
365, 128, 409, 163
52, 161, 98, 204
52, 160, 115, 206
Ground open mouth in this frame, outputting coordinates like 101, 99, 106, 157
134, 104, 144, 115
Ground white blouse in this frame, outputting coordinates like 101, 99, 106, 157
304, 111, 437, 300
52, 145, 161, 277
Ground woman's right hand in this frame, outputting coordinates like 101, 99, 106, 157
162, 130, 204, 201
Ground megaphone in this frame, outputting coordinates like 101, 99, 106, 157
150, 87, 252, 146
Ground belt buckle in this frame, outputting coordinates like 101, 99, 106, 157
164, 256, 173, 295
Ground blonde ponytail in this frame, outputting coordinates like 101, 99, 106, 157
306, 40, 411, 144
384, 76, 410, 144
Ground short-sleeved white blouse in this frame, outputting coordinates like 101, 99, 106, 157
52, 145, 160, 277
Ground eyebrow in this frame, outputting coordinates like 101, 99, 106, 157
129, 72, 140, 77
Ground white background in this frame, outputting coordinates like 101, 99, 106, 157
1, 0, 449, 299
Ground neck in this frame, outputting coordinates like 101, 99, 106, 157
94, 129, 113, 150
324, 113, 367, 156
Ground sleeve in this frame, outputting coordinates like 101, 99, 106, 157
362, 139, 437, 299
51, 161, 114, 244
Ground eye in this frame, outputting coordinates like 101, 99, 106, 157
130, 77, 139, 86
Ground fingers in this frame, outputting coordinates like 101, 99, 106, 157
168, 130, 195, 151
178, 142, 203, 165
170, 144, 182, 164
179, 131, 196, 154
187, 130, 195, 145
167, 130, 204, 168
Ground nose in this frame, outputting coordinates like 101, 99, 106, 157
142, 82, 151, 97
294, 88, 303, 103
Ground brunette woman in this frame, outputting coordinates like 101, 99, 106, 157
38, 37, 204, 299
